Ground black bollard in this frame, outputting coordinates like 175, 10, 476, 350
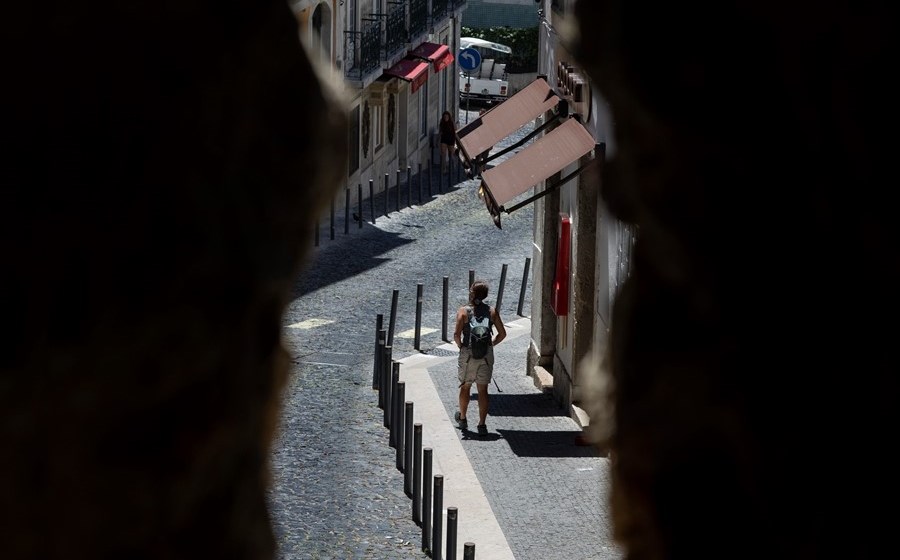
464, 542, 475, 559
369, 178, 375, 224
388, 289, 399, 348
439, 161, 443, 193
432, 475, 444, 560
518, 257, 531, 317
442, 276, 449, 342
382, 346, 393, 412
395, 169, 401, 213
314, 218, 319, 247
395, 382, 405, 471
414, 283, 423, 351
446, 507, 457, 560
417, 162, 423, 203
422, 448, 433, 553
413, 423, 422, 524
378, 333, 388, 407
373, 317, 384, 391
344, 186, 350, 234
404, 402, 414, 495
427, 158, 432, 197
357, 183, 363, 229
407, 165, 412, 208
451, 151, 456, 184
388, 363, 399, 440
468, 270, 475, 290
330, 197, 335, 240
496, 263, 508, 312
384, 173, 389, 217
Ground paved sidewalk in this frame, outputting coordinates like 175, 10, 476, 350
397, 318, 621, 560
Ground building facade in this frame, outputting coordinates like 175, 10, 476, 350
293, 1, 467, 204
529, 0, 632, 427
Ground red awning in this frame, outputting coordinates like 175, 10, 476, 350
411, 42, 454, 72
385, 57, 430, 93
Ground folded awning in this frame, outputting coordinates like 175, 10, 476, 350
411, 42, 455, 72
481, 118, 596, 208
385, 57, 430, 93
456, 78, 560, 161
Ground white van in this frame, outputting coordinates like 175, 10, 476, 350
459, 37, 512, 105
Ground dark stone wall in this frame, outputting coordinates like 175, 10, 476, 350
2, 2, 345, 558
574, 0, 898, 558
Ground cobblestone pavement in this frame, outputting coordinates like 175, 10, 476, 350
267, 108, 621, 559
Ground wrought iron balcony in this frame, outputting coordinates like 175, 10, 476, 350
344, 19, 383, 81
431, 0, 451, 24
409, 0, 427, 39
384, 2, 407, 58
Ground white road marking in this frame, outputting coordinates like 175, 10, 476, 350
394, 327, 437, 339
286, 318, 335, 329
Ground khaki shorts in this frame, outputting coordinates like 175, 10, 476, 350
457, 345, 494, 386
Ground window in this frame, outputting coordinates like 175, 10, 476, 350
349, 104, 360, 175
373, 103, 384, 151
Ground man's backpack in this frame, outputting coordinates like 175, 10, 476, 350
466, 305, 492, 359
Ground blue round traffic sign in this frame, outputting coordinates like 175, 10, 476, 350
458, 47, 482, 72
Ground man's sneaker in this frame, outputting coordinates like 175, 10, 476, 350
454, 411, 468, 430
477, 424, 488, 436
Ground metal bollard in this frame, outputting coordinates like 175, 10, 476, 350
427, 158, 432, 197
369, 179, 375, 224
396, 169, 401, 213
469, 269, 475, 290
382, 346, 392, 412
517, 257, 531, 317
432, 475, 444, 560
388, 289, 399, 347
464, 542, 475, 559
404, 402, 414, 495
330, 197, 335, 240
407, 165, 412, 208
446, 507, 458, 560
384, 173, 389, 217
442, 276, 449, 342
417, 162, 423, 203
395, 382, 405, 471
378, 333, 388, 407
438, 161, 443, 193
413, 423, 422, 524
496, 263, 508, 312
414, 283, 423, 351
344, 186, 350, 234
357, 183, 363, 229
422, 448, 433, 553
373, 317, 384, 391
314, 218, 319, 247
388, 363, 399, 440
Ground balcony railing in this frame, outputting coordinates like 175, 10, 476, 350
385, 2, 407, 57
409, 0, 427, 39
344, 19, 382, 81
453, 0, 467, 8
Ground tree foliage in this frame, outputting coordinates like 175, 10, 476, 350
460, 26, 538, 74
